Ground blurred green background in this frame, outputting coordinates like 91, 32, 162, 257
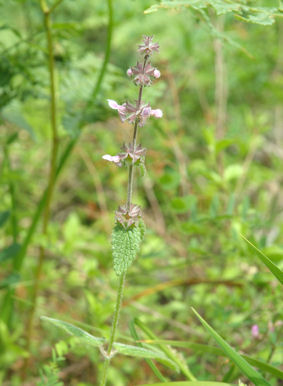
0, 0, 282, 385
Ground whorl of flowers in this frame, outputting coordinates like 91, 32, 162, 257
115, 204, 142, 228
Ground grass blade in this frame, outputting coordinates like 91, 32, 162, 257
192, 308, 270, 386
141, 340, 283, 379
241, 234, 283, 284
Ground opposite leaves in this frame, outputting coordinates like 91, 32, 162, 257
112, 220, 145, 276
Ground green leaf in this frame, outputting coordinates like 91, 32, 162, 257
0, 273, 20, 290
139, 382, 232, 386
41, 316, 105, 347
112, 223, 143, 276
191, 308, 270, 386
2, 101, 36, 139
241, 235, 283, 285
133, 318, 195, 381
171, 195, 197, 214
0, 211, 10, 228
145, 1, 280, 26
129, 319, 167, 382
113, 342, 178, 371
0, 243, 21, 263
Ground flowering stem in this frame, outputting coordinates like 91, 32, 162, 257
100, 272, 126, 386
101, 55, 149, 386
126, 57, 147, 210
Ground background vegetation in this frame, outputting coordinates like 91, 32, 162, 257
0, 0, 282, 385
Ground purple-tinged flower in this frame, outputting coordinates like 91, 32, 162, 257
102, 144, 147, 168
102, 154, 123, 167
251, 325, 259, 338
128, 62, 159, 86
138, 36, 159, 56
153, 69, 161, 78
108, 99, 162, 127
115, 204, 142, 228
120, 144, 147, 163
107, 99, 127, 122
150, 108, 163, 118
127, 68, 133, 77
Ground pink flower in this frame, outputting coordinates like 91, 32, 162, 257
150, 109, 163, 118
138, 36, 159, 55
251, 325, 259, 338
102, 154, 123, 167
107, 99, 127, 122
107, 99, 162, 127
127, 68, 133, 77
153, 69, 161, 78
127, 62, 160, 86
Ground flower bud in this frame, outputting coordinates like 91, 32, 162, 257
127, 68, 133, 77
153, 69, 161, 78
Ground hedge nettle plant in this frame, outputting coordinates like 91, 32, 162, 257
100, 35, 162, 385
41, 35, 163, 386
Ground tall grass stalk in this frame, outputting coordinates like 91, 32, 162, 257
22, 0, 59, 377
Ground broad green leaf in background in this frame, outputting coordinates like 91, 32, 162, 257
0, 243, 21, 263
241, 235, 283, 284
192, 308, 270, 386
1, 101, 36, 139
0, 273, 20, 290
0, 211, 10, 228
144, 1, 282, 26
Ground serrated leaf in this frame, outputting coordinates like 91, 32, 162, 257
192, 308, 270, 386
112, 223, 142, 276
41, 316, 105, 347
241, 235, 283, 284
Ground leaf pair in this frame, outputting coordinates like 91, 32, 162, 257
41, 316, 177, 371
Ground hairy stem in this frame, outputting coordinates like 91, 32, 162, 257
22, 0, 59, 377
100, 272, 126, 386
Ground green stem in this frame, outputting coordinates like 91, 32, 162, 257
100, 272, 126, 386
22, 0, 59, 377
3, 146, 18, 243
